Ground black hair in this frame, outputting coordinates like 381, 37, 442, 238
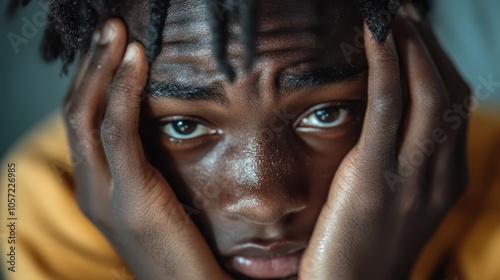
7, 0, 415, 79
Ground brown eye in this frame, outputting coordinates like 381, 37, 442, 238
314, 108, 339, 123
173, 120, 197, 134
162, 119, 217, 140
299, 106, 352, 128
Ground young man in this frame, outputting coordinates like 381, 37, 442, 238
1, 0, 500, 279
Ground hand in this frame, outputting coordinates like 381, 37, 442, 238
299, 5, 470, 280
63, 19, 230, 280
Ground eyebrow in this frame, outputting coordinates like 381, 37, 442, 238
146, 64, 366, 104
278, 64, 366, 94
146, 81, 229, 105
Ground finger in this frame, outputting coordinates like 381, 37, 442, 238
66, 19, 128, 137
392, 12, 449, 159
400, 9, 469, 159
63, 19, 128, 222
401, 3, 470, 143
64, 53, 91, 109
101, 41, 203, 238
402, 3, 470, 104
65, 19, 127, 169
100, 42, 227, 277
101, 42, 151, 194
399, 5, 469, 207
65, 28, 103, 101
356, 22, 403, 165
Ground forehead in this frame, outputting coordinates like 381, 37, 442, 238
125, 0, 364, 85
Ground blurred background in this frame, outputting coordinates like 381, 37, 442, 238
1, 1, 73, 159
1, 0, 500, 159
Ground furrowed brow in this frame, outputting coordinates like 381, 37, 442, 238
278, 64, 366, 93
145, 80, 229, 105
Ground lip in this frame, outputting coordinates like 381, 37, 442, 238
221, 242, 305, 279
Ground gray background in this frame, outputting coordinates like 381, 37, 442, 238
1, 0, 500, 159
1, 1, 72, 159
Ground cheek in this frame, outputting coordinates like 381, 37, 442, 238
142, 125, 361, 250
299, 131, 362, 198
144, 132, 359, 211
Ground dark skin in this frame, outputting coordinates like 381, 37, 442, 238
63, 1, 469, 279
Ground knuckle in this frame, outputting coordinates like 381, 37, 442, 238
371, 94, 403, 125
101, 117, 124, 147
419, 81, 450, 113
64, 105, 87, 135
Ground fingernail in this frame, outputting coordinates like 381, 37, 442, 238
123, 44, 138, 62
99, 22, 116, 45
89, 30, 101, 51
92, 30, 101, 45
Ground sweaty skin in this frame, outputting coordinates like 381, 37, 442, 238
139, 1, 367, 277
64, 0, 469, 279
131, 1, 367, 277
130, 1, 367, 276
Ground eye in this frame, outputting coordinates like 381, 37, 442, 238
298, 105, 353, 128
161, 119, 217, 140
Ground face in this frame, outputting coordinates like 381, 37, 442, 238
125, 0, 367, 278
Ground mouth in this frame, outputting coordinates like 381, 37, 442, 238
221, 242, 305, 279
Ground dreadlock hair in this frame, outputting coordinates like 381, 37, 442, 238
7, 0, 420, 79
206, 0, 236, 81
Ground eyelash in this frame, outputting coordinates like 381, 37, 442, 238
158, 102, 361, 143
295, 102, 360, 130
158, 116, 219, 143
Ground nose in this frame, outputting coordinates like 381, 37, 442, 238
224, 196, 307, 225
219, 134, 308, 225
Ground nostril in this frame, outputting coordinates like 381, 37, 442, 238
223, 197, 307, 225
219, 137, 308, 224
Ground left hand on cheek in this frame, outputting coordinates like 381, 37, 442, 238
298, 5, 470, 279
